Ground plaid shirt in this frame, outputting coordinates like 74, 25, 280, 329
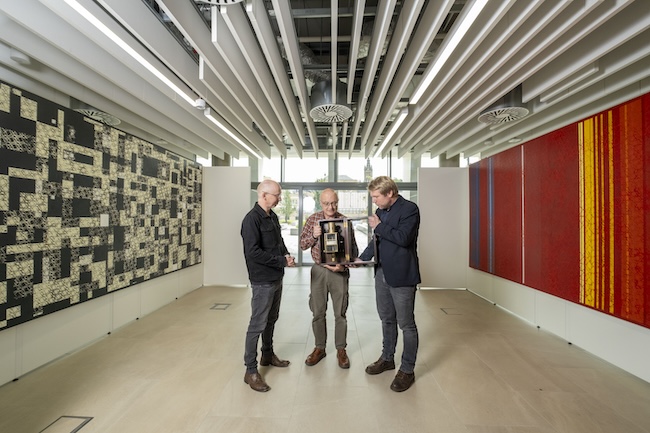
299, 210, 343, 264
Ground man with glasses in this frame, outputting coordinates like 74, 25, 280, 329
240, 179, 295, 392
299, 188, 357, 369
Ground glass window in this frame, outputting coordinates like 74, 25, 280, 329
301, 188, 318, 265
337, 189, 370, 255
284, 156, 328, 182
399, 190, 418, 205
232, 155, 248, 167
460, 152, 481, 167
196, 153, 211, 167
338, 156, 388, 182
276, 188, 299, 258
390, 152, 413, 182
420, 152, 439, 168
260, 157, 282, 181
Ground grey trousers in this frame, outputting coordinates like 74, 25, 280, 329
309, 264, 350, 349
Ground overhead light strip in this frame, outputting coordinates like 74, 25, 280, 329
410, 0, 488, 105
348, 0, 398, 157
346, 1, 365, 106
204, 108, 261, 159
374, 108, 408, 158
62, 0, 199, 107
331, 0, 338, 105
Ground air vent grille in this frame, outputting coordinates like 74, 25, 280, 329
310, 80, 352, 123
74, 108, 121, 126
477, 107, 529, 125
478, 85, 529, 126
310, 104, 353, 123
70, 98, 121, 126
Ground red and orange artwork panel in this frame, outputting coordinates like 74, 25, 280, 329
470, 92, 650, 329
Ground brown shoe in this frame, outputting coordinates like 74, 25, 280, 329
305, 347, 326, 366
244, 372, 271, 392
390, 370, 415, 392
337, 348, 350, 369
365, 357, 395, 375
260, 353, 290, 367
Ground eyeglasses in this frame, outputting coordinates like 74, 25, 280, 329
321, 201, 339, 207
264, 191, 282, 198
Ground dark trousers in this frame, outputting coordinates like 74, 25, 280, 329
375, 268, 419, 373
244, 280, 283, 373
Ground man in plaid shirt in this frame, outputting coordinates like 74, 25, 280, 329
299, 188, 357, 369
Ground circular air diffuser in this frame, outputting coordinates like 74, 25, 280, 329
310, 80, 352, 123
195, 0, 243, 4
477, 106, 529, 125
70, 98, 121, 126
478, 85, 529, 126
310, 104, 353, 123
74, 108, 122, 126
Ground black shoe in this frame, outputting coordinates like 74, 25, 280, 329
390, 370, 415, 392
260, 353, 290, 367
365, 358, 395, 375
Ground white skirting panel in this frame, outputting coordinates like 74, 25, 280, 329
466, 267, 650, 384
0, 264, 203, 387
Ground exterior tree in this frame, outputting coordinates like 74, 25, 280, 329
279, 190, 295, 222
313, 175, 327, 211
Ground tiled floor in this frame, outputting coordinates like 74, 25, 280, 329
1, 267, 650, 433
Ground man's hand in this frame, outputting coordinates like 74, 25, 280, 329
313, 224, 322, 238
285, 255, 296, 267
368, 215, 381, 229
323, 263, 345, 272
347, 258, 365, 268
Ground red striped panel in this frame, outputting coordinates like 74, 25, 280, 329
492, 147, 523, 283
469, 92, 650, 329
523, 124, 581, 302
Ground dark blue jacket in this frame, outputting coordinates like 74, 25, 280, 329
359, 195, 421, 287
241, 203, 289, 284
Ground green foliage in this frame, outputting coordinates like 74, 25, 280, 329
278, 190, 295, 222
313, 175, 327, 211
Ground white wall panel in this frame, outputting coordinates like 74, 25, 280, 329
112, 285, 142, 330
19, 295, 112, 374
202, 167, 250, 287
140, 274, 179, 317
0, 266, 202, 386
178, 263, 204, 297
466, 270, 650, 383
467, 267, 494, 300
418, 168, 468, 288
534, 290, 568, 339
0, 328, 17, 385
492, 277, 536, 323
567, 303, 650, 383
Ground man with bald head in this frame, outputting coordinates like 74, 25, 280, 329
299, 188, 357, 369
241, 179, 296, 392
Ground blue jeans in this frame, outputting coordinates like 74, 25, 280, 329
375, 268, 418, 374
244, 280, 283, 373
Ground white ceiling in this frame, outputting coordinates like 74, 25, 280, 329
1, 0, 649, 163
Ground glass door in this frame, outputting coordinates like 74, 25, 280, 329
275, 188, 300, 260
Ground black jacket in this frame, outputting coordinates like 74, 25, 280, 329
360, 195, 421, 287
241, 203, 289, 284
